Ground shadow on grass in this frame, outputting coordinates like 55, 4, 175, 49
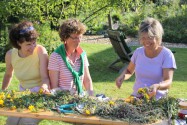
88, 47, 134, 83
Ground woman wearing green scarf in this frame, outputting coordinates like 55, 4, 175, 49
48, 19, 94, 96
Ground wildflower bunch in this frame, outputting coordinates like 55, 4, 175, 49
137, 87, 150, 103
0, 90, 179, 124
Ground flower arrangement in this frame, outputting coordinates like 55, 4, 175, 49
0, 88, 179, 124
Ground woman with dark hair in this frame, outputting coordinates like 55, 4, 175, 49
2, 21, 50, 125
48, 19, 94, 96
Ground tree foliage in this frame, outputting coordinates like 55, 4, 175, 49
0, 0, 147, 27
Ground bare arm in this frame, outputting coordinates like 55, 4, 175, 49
37, 45, 50, 92
115, 61, 135, 89
149, 68, 174, 98
83, 66, 94, 96
2, 50, 14, 90
49, 70, 59, 89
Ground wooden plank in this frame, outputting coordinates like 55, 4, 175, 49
0, 108, 168, 125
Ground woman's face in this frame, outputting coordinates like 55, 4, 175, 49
140, 32, 158, 50
66, 33, 82, 49
18, 40, 37, 56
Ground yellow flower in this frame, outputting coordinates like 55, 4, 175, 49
28, 105, 35, 111
85, 109, 91, 115
6, 94, 11, 99
11, 90, 16, 93
0, 99, 4, 106
0, 92, 5, 99
109, 101, 115, 106
125, 96, 135, 103
38, 88, 43, 94
144, 94, 150, 102
10, 106, 16, 110
138, 88, 145, 94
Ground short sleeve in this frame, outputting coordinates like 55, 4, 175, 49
162, 49, 177, 69
131, 48, 139, 65
84, 54, 89, 67
48, 52, 60, 71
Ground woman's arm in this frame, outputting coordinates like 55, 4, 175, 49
49, 70, 59, 89
83, 66, 94, 96
37, 45, 50, 92
2, 50, 14, 90
149, 68, 174, 98
115, 61, 135, 89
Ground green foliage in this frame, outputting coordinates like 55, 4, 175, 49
162, 7, 187, 43
34, 22, 61, 54
120, 0, 187, 43
0, 0, 186, 44
0, 24, 11, 62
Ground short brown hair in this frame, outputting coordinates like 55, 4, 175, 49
9, 21, 39, 49
59, 19, 86, 42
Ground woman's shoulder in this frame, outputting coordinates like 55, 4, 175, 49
161, 46, 173, 55
5, 49, 13, 58
134, 47, 144, 54
36, 44, 48, 54
49, 52, 61, 59
136, 46, 144, 51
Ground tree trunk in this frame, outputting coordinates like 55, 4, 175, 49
108, 12, 113, 30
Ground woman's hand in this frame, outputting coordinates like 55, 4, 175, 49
40, 83, 50, 93
116, 75, 125, 89
148, 83, 160, 98
115, 62, 135, 89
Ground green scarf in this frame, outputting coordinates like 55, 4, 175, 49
54, 44, 85, 95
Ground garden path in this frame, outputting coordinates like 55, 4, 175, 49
82, 35, 187, 48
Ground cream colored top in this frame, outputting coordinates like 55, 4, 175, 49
11, 46, 41, 89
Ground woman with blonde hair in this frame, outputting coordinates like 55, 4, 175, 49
116, 17, 176, 99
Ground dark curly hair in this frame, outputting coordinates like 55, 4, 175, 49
9, 21, 39, 49
59, 19, 86, 42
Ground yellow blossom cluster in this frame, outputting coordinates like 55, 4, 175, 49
0, 91, 17, 109
0, 92, 5, 107
109, 101, 115, 106
137, 87, 150, 102
124, 87, 150, 104
28, 105, 36, 112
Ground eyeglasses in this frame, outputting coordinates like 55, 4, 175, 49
69, 35, 82, 41
141, 36, 155, 41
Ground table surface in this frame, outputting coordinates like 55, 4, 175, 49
0, 108, 172, 125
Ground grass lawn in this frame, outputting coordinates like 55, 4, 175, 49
0, 43, 187, 124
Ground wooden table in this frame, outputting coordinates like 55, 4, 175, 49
0, 108, 169, 125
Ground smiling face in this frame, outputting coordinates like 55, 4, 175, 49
18, 40, 37, 57
140, 32, 158, 50
138, 18, 164, 51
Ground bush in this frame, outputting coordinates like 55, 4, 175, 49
163, 14, 187, 43
34, 22, 61, 54
119, 0, 187, 43
0, 24, 11, 62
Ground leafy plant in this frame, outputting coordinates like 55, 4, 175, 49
0, 89, 179, 124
